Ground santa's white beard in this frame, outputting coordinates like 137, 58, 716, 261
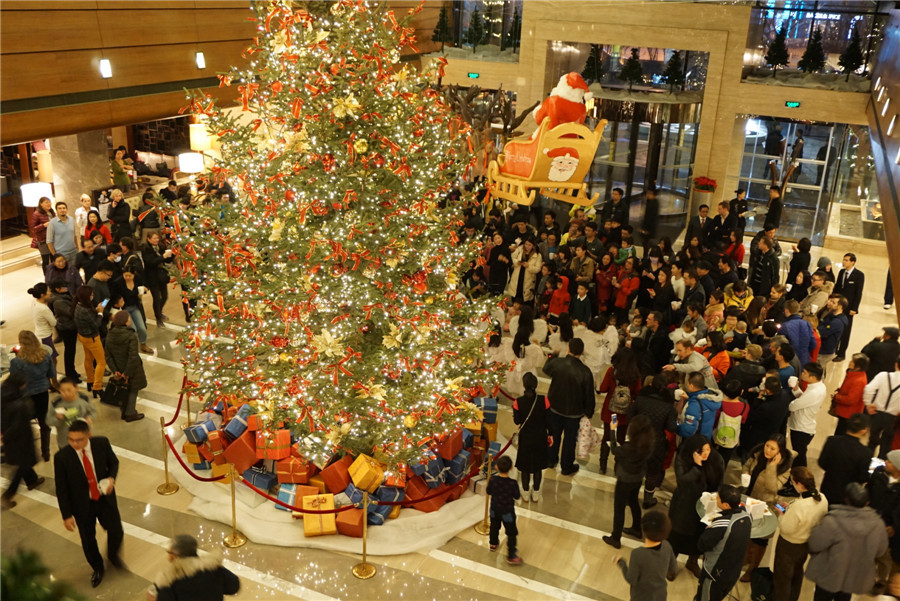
548, 166, 576, 182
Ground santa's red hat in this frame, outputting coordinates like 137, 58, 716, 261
546, 146, 579, 159
565, 73, 590, 92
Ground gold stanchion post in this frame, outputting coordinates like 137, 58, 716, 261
352, 491, 376, 579
181, 388, 193, 429
474, 452, 492, 535
157, 417, 180, 496
223, 464, 247, 548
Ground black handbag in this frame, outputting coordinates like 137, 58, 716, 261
100, 377, 129, 407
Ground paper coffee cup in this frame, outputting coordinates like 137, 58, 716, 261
138, 286, 147, 295
671, 301, 682, 309
785, 284, 792, 292
811, 304, 818, 313
741, 473, 751, 488
788, 376, 799, 388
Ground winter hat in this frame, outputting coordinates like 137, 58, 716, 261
169, 534, 199, 557
546, 147, 579, 159
883, 327, 900, 339
816, 257, 832, 270
565, 72, 589, 92
887, 450, 900, 471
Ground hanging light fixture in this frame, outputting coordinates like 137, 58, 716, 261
178, 152, 205, 174
21, 182, 53, 207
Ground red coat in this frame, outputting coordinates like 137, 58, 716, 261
548, 275, 571, 316
594, 262, 617, 310
614, 269, 640, 309
832, 370, 867, 419
598, 367, 641, 424
85, 223, 113, 244
534, 96, 587, 131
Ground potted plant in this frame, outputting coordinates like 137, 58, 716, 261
693, 176, 717, 193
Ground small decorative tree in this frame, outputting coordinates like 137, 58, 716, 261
581, 44, 605, 84
798, 27, 826, 73
765, 27, 789, 77
618, 47, 644, 92
467, 8, 486, 54
838, 26, 864, 81
432, 5, 453, 54
662, 50, 685, 92
503, 9, 521, 53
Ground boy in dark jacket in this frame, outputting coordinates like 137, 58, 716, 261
149, 534, 240, 601
696, 484, 752, 601
487, 455, 522, 565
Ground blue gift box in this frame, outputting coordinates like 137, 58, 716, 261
445, 450, 471, 484
275, 483, 297, 512
192, 460, 212, 470
375, 486, 406, 503
344, 483, 365, 505
184, 418, 216, 444
367, 503, 392, 525
223, 404, 256, 439
472, 397, 498, 424
462, 429, 474, 449
242, 467, 276, 491
210, 399, 226, 414
410, 452, 447, 489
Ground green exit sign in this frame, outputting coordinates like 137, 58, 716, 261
467, 72, 480, 79
785, 101, 801, 108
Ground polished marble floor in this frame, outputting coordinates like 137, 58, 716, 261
0, 240, 897, 600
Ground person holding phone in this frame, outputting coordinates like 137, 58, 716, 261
773, 466, 828, 601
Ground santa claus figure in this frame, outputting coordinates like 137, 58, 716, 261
533, 72, 594, 132
545, 147, 580, 182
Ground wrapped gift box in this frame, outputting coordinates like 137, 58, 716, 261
256, 429, 291, 460
462, 429, 474, 449
467, 475, 488, 494
211, 462, 232, 484
301, 494, 337, 537
446, 481, 465, 501
210, 398, 229, 415
222, 405, 237, 423
335, 507, 365, 538
464, 409, 484, 433
275, 483, 318, 512
198, 443, 214, 462
192, 460, 212, 470
242, 467, 277, 491
247, 414, 264, 431
445, 449, 471, 484
405, 475, 451, 513
333, 492, 353, 507
184, 417, 217, 444
182, 442, 202, 463
344, 483, 364, 505
488, 440, 501, 457
472, 397, 498, 424
388, 504, 401, 519
207, 431, 228, 466
308, 474, 327, 494
320, 455, 354, 493
367, 503, 392, 525
349, 454, 385, 493
409, 452, 448, 489
223, 430, 260, 474
276, 456, 313, 484
383, 465, 407, 488
223, 404, 256, 440
436, 429, 464, 461
483, 422, 498, 443
375, 486, 405, 503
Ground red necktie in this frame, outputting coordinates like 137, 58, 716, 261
82, 450, 101, 501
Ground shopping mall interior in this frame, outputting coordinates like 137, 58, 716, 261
1, 1, 899, 600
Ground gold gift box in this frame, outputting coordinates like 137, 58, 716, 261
348, 454, 385, 493
301, 494, 337, 537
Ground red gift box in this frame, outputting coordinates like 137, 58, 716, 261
436, 429, 464, 461
248, 415, 263, 431
446, 481, 465, 502
222, 406, 237, 423
198, 443, 214, 462
223, 430, 259, 473
208, 430, 228, 466
276, 456, 314, 484
384, 464, 407, 488
335, 507, 365, 538
405, 475, 450, 513
255, 429, 291, 460
320, 455, 354, 494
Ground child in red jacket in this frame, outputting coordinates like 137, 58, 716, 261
547, 275, 571, 326
831, 353, 869, 435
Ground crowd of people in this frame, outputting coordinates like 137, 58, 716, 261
467, 190, 900, 600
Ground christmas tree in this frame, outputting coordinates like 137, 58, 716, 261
765, 27, 789, 77
504, 9, 521, 53
839, 26, 864, 81
618, 47, 644, 92
172, 0, 501, 469
467, 8, 487, 53
581, 44, 604, 84
662, 50, 685, 92
798, 27, 826, 73
431, 5, 453, 54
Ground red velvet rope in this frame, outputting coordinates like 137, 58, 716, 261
163, 375, 189, 427
164, 433, 227, 482
239, 477, 358, 514
496, 387, 516, 402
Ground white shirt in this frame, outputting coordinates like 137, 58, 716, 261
75, 206, 91, 239
79, 441, 97, 481
864, 371, 900, 415
671, 277, 686, 301
33, 299, 57, 338
788, 381, 827, 434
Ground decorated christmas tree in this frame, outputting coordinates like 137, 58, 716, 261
765, 27, 789, 77
172, 0, 501, 471
662, 50, 684, 92
431, 5, 452, 54
581, 44, 604, 84
618, 47, 644, 92
838, 26, 864, 81
798, 27, 826, 73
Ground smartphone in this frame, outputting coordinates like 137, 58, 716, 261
775, 503, 786, 512
100, 298, 109, 308
611, 415, 617, 427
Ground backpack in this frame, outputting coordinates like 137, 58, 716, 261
608, 384, 632, 414
713, 403, 745, 448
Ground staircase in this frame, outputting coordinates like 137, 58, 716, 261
0, 235, 39, 275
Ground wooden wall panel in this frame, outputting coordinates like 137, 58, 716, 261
1, 49, 108, 100
0, 11, 102, 53
0, 1, 98, 9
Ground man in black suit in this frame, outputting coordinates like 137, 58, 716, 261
645, 311, 674, 372
862, 327, 900, 381
764, 185, 783, 230
708, 201, 737, 248
54, 420, 124, 587
685, 204, 711, 249
833, 252, 865, 361
817, 413, 872, 505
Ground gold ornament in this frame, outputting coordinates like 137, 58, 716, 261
425, 296, 434, 305
403, 414, 418, 428
382, 323, 402, 349
279, 352, 290, 362
311, 329, 343, 358
353, 138, 368, 154
332, 94, 360, 119
268, 218, 285, 242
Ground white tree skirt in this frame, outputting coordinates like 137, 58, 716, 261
169, 435, 484, 555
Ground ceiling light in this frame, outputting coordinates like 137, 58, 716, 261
196, 51, 206, 69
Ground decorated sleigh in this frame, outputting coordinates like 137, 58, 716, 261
486, 118, 607, 207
